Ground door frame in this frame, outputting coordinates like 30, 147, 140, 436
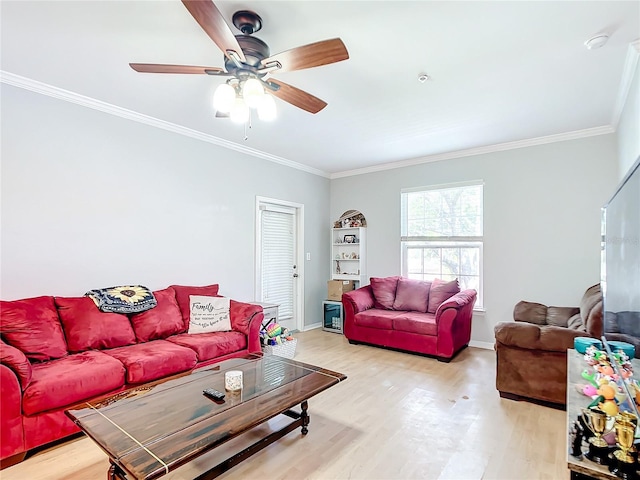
255, 196, 304, 332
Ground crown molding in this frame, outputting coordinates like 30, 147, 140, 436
611, 40, 640, 128
331, 125, 615, 179
0, 71, 330, 179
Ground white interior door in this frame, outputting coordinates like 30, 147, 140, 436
256, 198, 303, 332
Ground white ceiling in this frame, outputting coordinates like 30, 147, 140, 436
1, 1, 639, 177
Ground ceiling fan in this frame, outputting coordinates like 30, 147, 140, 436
130, 0, 349, 121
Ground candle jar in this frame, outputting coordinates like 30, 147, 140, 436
225, 370, 243, 391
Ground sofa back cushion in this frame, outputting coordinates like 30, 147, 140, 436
427, 278, 460, 314
370, 276, 400, 310
0, 296, 68, 361
392, 278, 431, 312
129, 287, 184, 342
55, 296, 137, 352
170, 284, 220, 330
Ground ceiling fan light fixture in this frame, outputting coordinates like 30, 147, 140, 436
230, 97, 250, 124
257, 94, 277, 121
242, 78, 265, 108
213, 83, 236, 113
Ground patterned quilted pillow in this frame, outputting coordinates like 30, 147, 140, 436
85, 285, 157, 314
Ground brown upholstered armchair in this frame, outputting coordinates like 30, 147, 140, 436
494, 284, 602, 406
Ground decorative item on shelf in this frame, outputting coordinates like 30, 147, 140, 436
344, 234, 356, 243
336, 261, 341, 274
333, 209, 367, 229
581, 407, 614, 464
350, 252, 358, 259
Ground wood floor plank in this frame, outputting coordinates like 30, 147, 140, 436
1, 329, 569, 480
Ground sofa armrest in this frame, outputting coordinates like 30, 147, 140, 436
435, 290, 477, 318
0, 340, 32, 390
229, 300, 264, 354
342, 286, 375, 314
342, 286, 375, 340
435, 290, 477, 357
0, 364, 25, 460
494, 321, 588, 353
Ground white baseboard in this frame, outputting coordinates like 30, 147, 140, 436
469, 340, 494, 350
303, 322, 322, 331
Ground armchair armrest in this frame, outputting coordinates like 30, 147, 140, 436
229, 300, 264, 354
0, 340, 32, 390
494, 321, 587, 353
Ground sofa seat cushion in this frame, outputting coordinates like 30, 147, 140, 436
55, 296, 137, 352
1, 296, 68, 361
129, 287, 184, 342
392, 312, 437, 336
167, 331, 247, 362
23, 351, 125, 416
353, 309, 402, 329
102, 340, 197, 384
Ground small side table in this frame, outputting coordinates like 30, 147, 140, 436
322, 300, 343, 334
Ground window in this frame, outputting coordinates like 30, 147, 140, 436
401, 182, 483, 309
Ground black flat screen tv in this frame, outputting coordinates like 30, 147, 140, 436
602, 156, 640, 339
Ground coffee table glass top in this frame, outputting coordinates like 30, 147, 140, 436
66, 354, 345, 480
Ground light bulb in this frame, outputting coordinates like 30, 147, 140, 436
213, 83, 236, 113
257, 94, 277, 121
230, 97, 250, 124
242, 78, 264, 108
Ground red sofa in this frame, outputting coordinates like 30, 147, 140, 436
343, 276, 477, 361
0, 284, 263, 467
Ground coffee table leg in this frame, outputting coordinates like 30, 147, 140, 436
301, 400, 309, 435
108, 461, 126, 480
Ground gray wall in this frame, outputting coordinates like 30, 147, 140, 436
330, 135, 619, 344
0, 85, 331, 328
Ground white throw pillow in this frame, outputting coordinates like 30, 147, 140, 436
188, 296, 231, 334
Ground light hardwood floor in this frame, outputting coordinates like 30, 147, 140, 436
2, 329, 569, 480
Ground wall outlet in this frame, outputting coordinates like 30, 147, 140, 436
306, 252, 311, 261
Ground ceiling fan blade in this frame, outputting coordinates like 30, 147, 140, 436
267, 78, 327, 114
129, 63, 227, 75
262, 38, 349, 73
181, 0, 246, 62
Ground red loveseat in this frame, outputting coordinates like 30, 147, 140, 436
0, 284, 263, 467
343, 277, 477, 361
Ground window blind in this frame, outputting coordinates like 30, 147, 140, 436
260, 208, 294, 320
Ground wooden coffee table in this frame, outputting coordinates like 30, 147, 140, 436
66, 354, 346, 480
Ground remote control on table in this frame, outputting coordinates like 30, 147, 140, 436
203, 388, 225, 401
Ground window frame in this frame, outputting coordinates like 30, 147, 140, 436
400, 181, 484, 310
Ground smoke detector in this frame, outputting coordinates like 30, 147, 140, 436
585, 34, 609, 50
418, 73, 430, 83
